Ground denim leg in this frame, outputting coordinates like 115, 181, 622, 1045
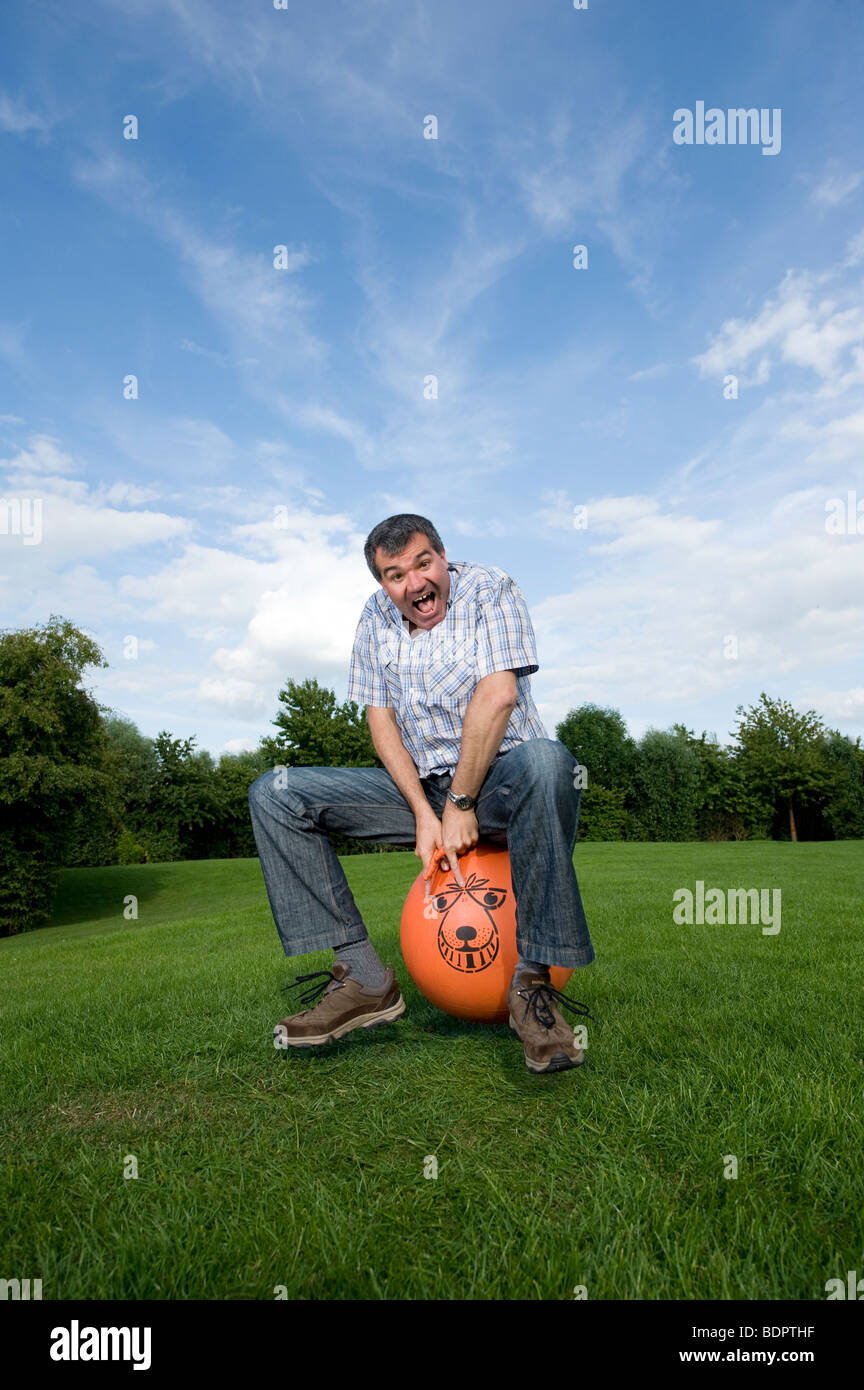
248, 765, 434, 958
474, 738, 595, 969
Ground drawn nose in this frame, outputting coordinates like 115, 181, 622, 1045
455, 925, 476, 943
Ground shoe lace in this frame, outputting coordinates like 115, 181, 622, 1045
279, 969, 340, 1008
516, 980, 599, 1031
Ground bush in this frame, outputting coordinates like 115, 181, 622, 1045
628, 730, 701, 841
115, 829, 148, 865
577, 786, 629, 841
0, 616, 111, 935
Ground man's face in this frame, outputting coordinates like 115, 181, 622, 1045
374, 531, 451, 630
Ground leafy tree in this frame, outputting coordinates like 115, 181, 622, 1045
577, 785, 629, 841
208, 748, 272, 857
260, 677, 378, 768
556, 704, 636, 790
258, 678, 411, 855
628, 729, 701, 841
0, 616, 111, 934
101, 714, 158, 823
62, 713, 158, 867
137, 732, 221, 862
731, 694, 831, 842
817, 731, 864, 839
670, 725, 768, 840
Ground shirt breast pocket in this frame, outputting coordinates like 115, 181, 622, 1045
377, 640, 403, 703
426, 634, 476, 706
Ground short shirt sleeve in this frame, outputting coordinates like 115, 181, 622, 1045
474, 575, 539, 680
346, 612, 393, 708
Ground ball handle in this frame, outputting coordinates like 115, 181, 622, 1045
422, 844, 461, 889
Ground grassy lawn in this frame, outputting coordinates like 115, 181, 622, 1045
0, 841, 861, 1300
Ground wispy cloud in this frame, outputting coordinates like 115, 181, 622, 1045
0, 90, 53, 133
71, 152, 324, 364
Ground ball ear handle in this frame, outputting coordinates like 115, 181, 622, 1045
423, 844, 461, 889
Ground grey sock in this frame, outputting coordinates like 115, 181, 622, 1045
334, 934, 390, 994
512, 954, 551, 984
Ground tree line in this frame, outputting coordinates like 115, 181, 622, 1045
557, 701, 864, 844
2, 616, 862, 935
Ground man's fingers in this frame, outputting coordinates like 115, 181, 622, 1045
422, 845, 445, 881
421, 844, 467, 889
445, 846, 466, 886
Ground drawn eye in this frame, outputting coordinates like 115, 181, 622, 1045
482, 890, 505, 908
435, 895, 449, 911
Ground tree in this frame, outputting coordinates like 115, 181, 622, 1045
556, 703, 636, 790
138, 732, 222, 862
260, 677, 378, 768
101, 714, 158, 821
731, 694, 831, 842
670, 724, 767, 840
576, 785, 630, 841
818, 730, 864, 839
62, 713, 158, 867
258, 678, 410, 855
0, 616, 111, 934
629, 729, 701, 841
209, 748, 272, 858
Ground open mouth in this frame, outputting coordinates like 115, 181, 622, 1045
412, 589, 436, 615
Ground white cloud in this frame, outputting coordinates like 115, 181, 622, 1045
221, 736, 260, 755
811, 169, 863, 206
629, 363, 671, 381
530, 489, 864, 734
71, 153, 324, 366
798, 686, 864, 726
1, 434, 82, 477
0, 91, 53, 133
693, 265, 864, 385
98, 481, 164, 506
198, 676, 265, 717
842, 229, 864, 268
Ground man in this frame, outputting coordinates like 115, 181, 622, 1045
248, 513, 595, 1074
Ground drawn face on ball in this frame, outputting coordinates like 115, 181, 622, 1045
432, 872, 508, 974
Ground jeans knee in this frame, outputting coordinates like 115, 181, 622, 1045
248, 769, 272, 807
248, 766, 299, 808
513, 737, 575, 782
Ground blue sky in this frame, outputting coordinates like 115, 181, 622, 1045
2, 0, 863, 757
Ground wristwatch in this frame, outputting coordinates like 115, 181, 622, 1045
447, 789, 477, 811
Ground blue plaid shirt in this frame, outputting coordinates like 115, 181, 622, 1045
346, 560, 549, 778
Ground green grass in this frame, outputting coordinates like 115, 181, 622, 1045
1, 842, 862, 1300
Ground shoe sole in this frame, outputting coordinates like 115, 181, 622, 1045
508, 1014, 585, 1073
274, 995, 407, 1048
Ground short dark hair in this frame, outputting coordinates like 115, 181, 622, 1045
364, 514, 444, 581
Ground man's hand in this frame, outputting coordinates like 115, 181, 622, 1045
418, 805, 480, 903
414, 807, 445, 890
441, 800, 479, 865
415, 805, 478, 900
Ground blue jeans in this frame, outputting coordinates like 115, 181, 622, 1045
247, 737, 595, 969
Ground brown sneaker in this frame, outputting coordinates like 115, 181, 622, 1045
507, 969, 594, 1074
274, 961, 406, 1049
